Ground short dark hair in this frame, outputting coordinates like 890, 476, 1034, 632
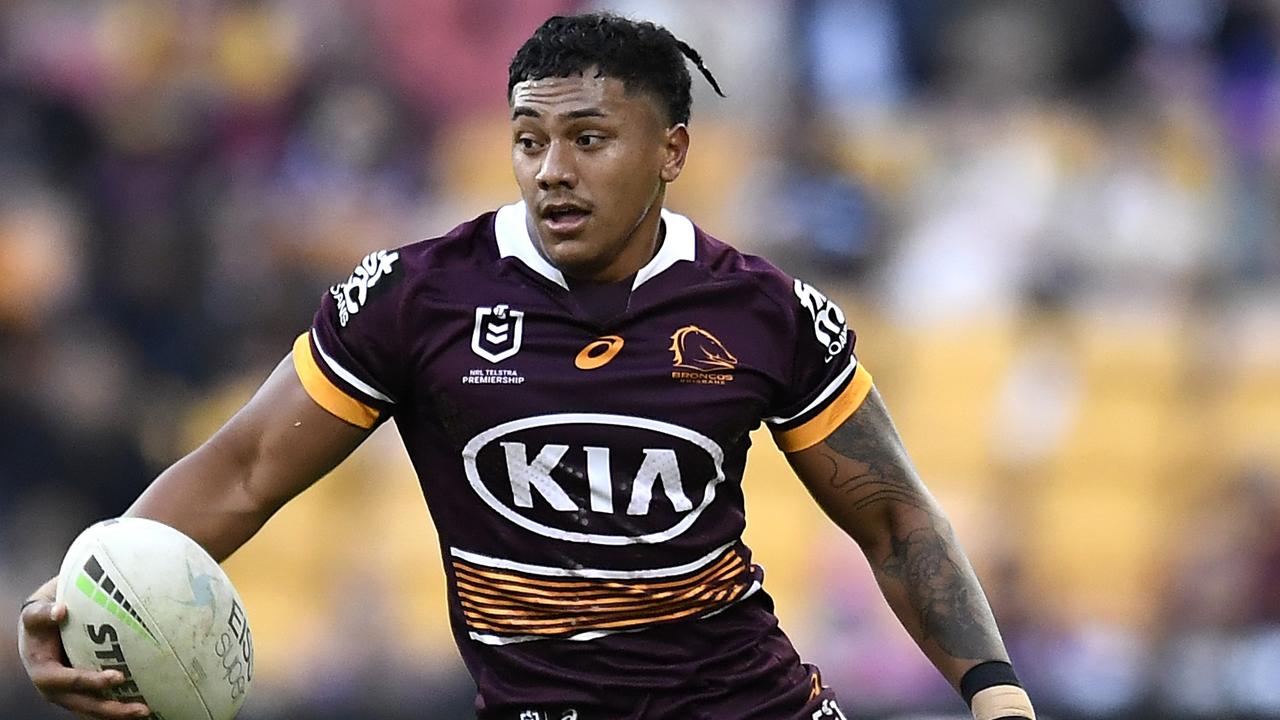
508, 12, 724, 126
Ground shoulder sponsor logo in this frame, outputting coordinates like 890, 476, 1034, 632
574, 335, 624, 370
331, 249, 399, 328
462, 414, 726, 545
669, 325, 736, 385
793, 279, 848, 363
472, 304, 524, 363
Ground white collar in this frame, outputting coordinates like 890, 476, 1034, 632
494, 201, 696, 290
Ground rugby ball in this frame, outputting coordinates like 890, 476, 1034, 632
56, 518, 252, 720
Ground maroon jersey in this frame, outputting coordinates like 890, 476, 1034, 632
293, 203, 872, 719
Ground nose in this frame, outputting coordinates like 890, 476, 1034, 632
536, 140, 578, 190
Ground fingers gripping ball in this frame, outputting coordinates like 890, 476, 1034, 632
56, 518, 253, 720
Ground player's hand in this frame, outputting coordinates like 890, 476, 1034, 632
18, 578, 153, 719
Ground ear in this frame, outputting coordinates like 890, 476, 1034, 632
659, 124, 690, 184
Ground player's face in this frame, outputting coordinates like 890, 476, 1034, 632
510, 72, 688, 283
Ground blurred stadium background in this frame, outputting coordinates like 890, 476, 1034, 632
2, 0, 1279, 718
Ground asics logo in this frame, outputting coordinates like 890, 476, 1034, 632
574, 335, 624, 370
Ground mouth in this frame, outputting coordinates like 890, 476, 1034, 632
540, 202, 592, 235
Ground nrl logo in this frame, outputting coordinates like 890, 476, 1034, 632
472, 304, 524, 363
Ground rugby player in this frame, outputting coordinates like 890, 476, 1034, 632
19, 13, 1035, 720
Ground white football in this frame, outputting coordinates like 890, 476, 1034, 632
56, 517, 253, 720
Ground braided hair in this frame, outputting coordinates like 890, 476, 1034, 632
508, 12, 725, 126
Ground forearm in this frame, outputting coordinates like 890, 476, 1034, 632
125, 438, 279, 563
123, 356, 368, 563
863, 504, 1008, 687
27, 439, 271, 592
788, 388, 1032, 716
21, 358, 366, 720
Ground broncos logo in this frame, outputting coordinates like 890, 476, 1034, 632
669, 325, 738, 372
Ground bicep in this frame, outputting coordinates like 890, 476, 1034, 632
785, 386, 942, 549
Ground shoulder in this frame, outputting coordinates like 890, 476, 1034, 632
688, 222, 801, 315
325, 209, 502, 328
389, 209, 503, 278
338, 210, 501, 290
683, 220, 853, 355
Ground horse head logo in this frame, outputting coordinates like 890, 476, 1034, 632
669, 325, 738, 372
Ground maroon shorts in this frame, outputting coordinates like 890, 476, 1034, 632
471, 595, 849, 720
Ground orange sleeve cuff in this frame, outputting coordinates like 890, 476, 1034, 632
291, 333, 381, 429
772, 364, 873, 453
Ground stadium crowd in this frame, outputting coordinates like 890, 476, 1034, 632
2, 1, 1279, 718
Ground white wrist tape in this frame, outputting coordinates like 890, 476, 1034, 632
971, 684, 1036, 720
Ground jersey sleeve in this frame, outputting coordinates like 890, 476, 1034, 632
765, 278, 874, 453
292, 249, 407, 429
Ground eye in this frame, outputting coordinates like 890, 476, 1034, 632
515, 135, 543, 152
575, 133, 606, 148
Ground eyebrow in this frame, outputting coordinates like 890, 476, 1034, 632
511, 106, 609, 121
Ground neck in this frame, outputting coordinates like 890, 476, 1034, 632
597, 194, 664, 283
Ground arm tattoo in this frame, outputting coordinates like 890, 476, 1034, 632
824, 400, 929, 513
881, 527, 996, 659
821, 393, 1001, 661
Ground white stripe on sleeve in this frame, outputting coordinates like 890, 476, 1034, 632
765, 358, 857, 425
309, 328, 395, 404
